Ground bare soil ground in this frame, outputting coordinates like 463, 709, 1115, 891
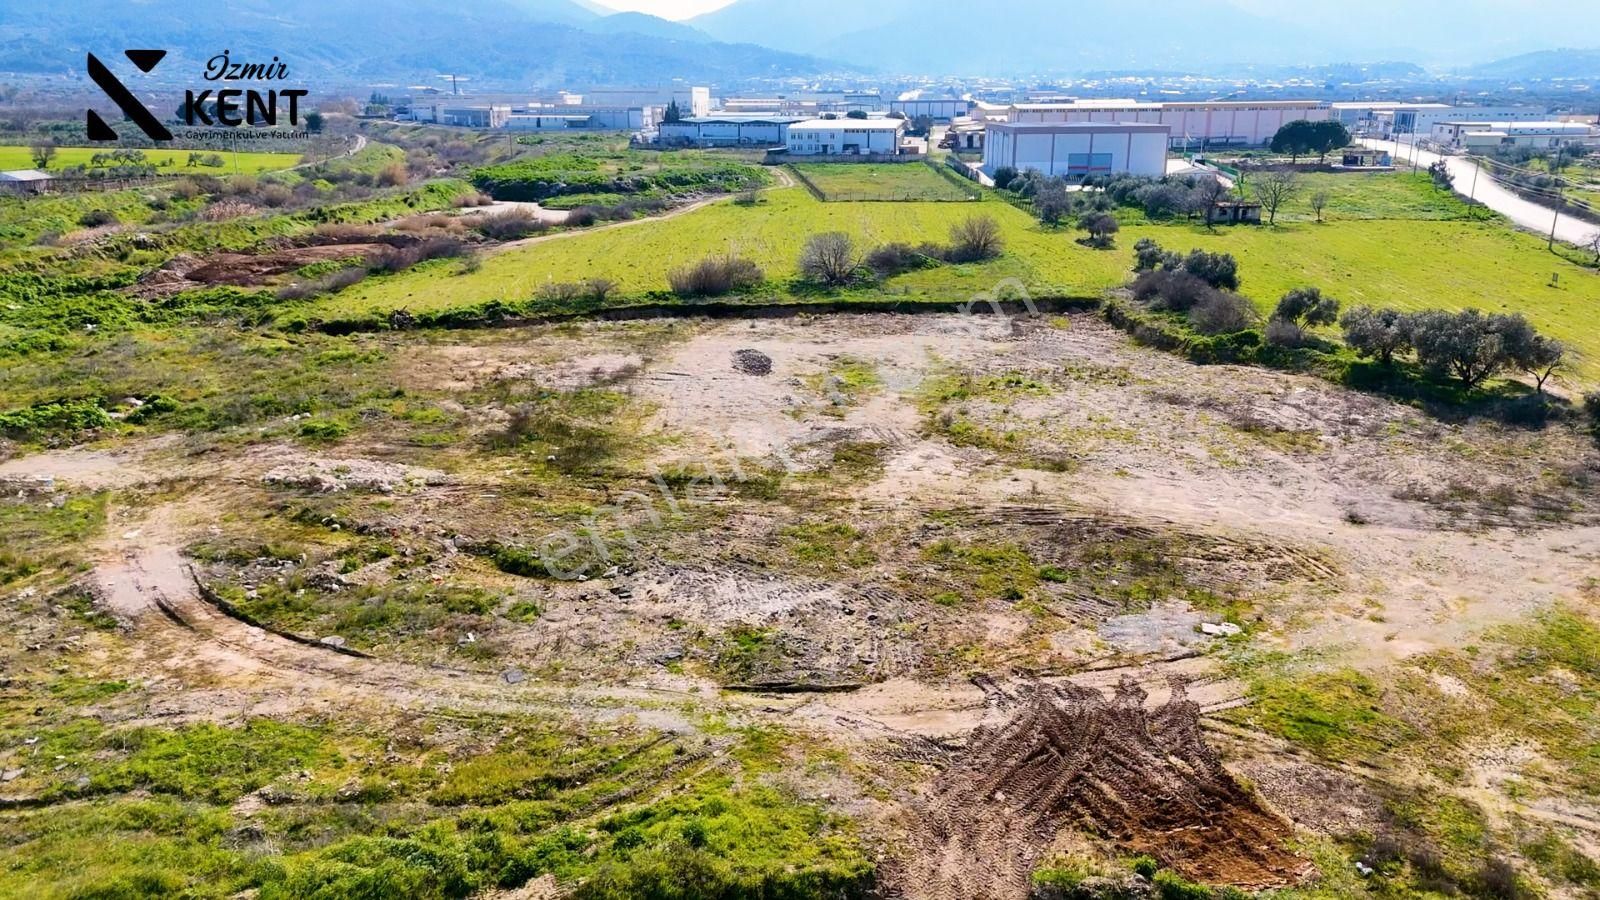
9, 309, 1600, 891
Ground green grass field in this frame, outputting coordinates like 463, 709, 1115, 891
791, 162, 977, 202
309, 178, 1600, 386
1272, 171, 1472, 222
0, 146, 304, 175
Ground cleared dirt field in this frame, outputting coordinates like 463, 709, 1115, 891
7, 308, 1600, 896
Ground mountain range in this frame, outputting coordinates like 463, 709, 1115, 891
688, 0, 1600, 74
0, 0, 825, 87
0, 0, 1595, 87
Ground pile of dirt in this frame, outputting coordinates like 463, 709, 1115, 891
132, 245, 385, 297
895, 676, 1306, 899
731, 348, 773, 376
262, 458, 451, 494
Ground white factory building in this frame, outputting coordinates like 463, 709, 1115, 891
505, 107, 649, 130
983, 122, 1170, 179
1331, 103, 1548, 136
1005, 100, 1330, 148
657, 115, 805, 147
785, 118, 907, 155
890, 94, 970, 121
1431, 120, 1600, 151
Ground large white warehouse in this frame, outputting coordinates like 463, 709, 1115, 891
1008, 100, 1329, 148
983, 122, 1170, 179
657, 115, 804, 147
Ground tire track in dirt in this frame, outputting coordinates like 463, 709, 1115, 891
890, 677, 1310, 900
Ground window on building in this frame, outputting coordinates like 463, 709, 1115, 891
1066, 153, 1114, 176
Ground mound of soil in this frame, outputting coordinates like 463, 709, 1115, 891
132, 245, 386, 297
732, 348, 773, 376
898, 676, 1306, 899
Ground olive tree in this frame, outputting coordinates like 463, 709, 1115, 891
1078, 212, 1120, 248
1405, 309, 1547, 389
1267, 287, 1340, 347
1340, 306, 1410, 365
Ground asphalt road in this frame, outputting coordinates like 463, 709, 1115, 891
1360, 138, 1599, 248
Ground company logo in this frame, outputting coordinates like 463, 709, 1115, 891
87, 50, 173, 141
88, 49, 310, 142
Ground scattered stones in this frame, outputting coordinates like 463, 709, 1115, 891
502, 668, 526, 685
319, 635, 348, 649
1199, 622, 1243, 637
263, 457, 451, 494
731, 348, 772, 376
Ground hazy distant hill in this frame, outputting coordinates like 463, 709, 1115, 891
0, 0, 835, 87
1465, 49, 1600, 80
691, 0, 1600, 75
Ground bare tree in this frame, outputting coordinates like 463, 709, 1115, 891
1309, 190, 1330, 223
799, 231, 859, 286
1192, 177, 1230, 226
1254, 170, 1302, 225
1586, 231, 1600, 266
28, 140, 55, 169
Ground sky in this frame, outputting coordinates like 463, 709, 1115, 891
586, 0, 735, 19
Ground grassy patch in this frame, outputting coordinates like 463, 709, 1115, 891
791, 162, 977, 202
0, 146, 302, 175
1228, 663, 1412, 761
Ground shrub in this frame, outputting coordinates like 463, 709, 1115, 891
1341, 306, 1410, 365
1181, 250, 1239, 290
276, 266, 368, 301
1264, 317, 1308, 348
799, 231, 860, 286
1131, 269, 1217, 312
865, 242, 936, 277
367, 237, 467, 274
667, 255, 763, 298
377, 162, 408, 187
536, 278, 617, 305
472, 207, 548, 240
564, 206, 600, 228
258, 184, 293, 207
0, 399, 113, 440
947, 215, 1003, 262
992, 166, 1019, 190
1585, 392, 1600, 425
1189, 292, 1257, 335
78, 209, 119, 228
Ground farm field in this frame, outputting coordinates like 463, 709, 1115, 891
791, 161, 978, 201
1270, 171, 1473, 222
0, 145, 304, 174
312, 179, 1600, 385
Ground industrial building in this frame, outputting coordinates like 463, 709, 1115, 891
982, 122, 1170, 179
549, 87, 710, 118
1006, 100, 1330, 148
413, 104, 512, 128
657, 115, 805, 147
890, 94, 970, 121
1331, 102, 1548, 137
1431, 120, 1600, 151
506, 107, 650, 130
785, 118, 908, 156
